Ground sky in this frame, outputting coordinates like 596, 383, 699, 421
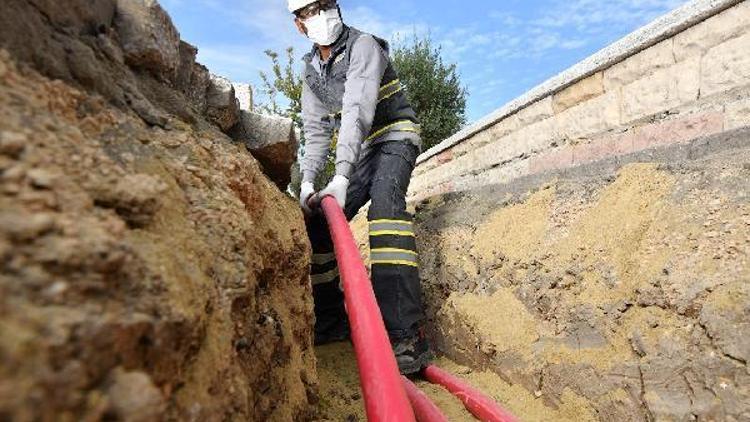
160, 0, 688, 123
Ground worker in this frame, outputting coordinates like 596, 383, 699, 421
288, 0, 431, 374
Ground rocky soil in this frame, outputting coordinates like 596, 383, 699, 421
0, 0, 316, 420
414, 138, 750, 421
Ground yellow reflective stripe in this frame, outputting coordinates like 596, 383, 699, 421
366, 120, 420, 142
379, 89, 402, 102
371, 259, 419, 268
369, 230, 416, 237
379, 78, 400, 92
370, 219, 413, 226
371, 248, 417, 256
326, 79, 402, 121
311, 268, 339, 285
370, 219, 414, 234
312, 252, 336, 265
378, 79, 403, 102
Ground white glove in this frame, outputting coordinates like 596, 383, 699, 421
316, 175, 349, 209
299, 181, 316, 214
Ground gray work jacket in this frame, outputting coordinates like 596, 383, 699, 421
300, 26, 421, 182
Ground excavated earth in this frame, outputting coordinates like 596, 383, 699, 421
410, 133, 750, 421
0, 1, 316, 420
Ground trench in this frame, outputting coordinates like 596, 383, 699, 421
1, 0, 749, 420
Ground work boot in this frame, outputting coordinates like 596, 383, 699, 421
393, 334, 432, 375
314, 320, 350, 346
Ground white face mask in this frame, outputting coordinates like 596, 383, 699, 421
303, 8, 343, 46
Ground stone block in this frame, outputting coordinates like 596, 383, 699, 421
631, 112, 724, 152
520, 118, 559, 154
701, 32, 750, 97
488, 113, 521, 140
556, 91, 621, 140
414, 156, 440, 176
553, 72, 605, 113
444, 154, 474, 183
725, 95, 750, 130
621, 57, 701, 124
437, 150, 453, 164
413, 163, 447, 187
229, 111, 298, 188
529, 147, 574, 174
603, 38, 675, 91
674, 1, 750, 62
414, 154, 461, 188
456, 160, 530, 191
409, 181, 454, 203
114, 0, 181, 78
463, 133, 526, 175
572, 132, 635, 165
454, 130, 494, 157
516, 97, 554, 127
233, 82, 253, 111
206, 74, 240, 132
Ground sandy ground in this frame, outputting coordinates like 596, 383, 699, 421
412, 154, 750, 420
315, 341, 597, 421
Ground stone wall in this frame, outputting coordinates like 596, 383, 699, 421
409, 0, 750, 202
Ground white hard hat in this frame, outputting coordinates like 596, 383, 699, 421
288, 0, 317, 13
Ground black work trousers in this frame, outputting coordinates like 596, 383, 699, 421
306, 140, 424, 342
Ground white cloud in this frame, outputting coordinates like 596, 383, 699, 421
345, 5, 430, 45
439, 0, 688, 64
560, 39, 587, 50
532, 0, 688, 30
488, 11, 522, 27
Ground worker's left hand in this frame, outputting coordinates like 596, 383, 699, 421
299, 181, 316, 215
316, 175, 349, 209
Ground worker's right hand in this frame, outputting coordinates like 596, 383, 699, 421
299, 181, 316, 215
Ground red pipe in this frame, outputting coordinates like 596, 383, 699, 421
320, 196, 416, 422
402, 377, 449, 422
423, 365, 519, 422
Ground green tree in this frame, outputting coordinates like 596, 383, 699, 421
258, 47, 334, 195
392, 35, 467, 150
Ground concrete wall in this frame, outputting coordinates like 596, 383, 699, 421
409, 0, 750, 202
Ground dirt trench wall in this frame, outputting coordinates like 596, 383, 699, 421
415, 139, 750, 420
0, 1, 316, 421
400, 1, 750, 420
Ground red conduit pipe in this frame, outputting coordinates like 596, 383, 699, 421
423, 365, 519, 422
402, 377, 449, 422
320, 196, 416, 422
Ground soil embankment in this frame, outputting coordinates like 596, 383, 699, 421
0, 1, 315, 420
415, 134, 750, 420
